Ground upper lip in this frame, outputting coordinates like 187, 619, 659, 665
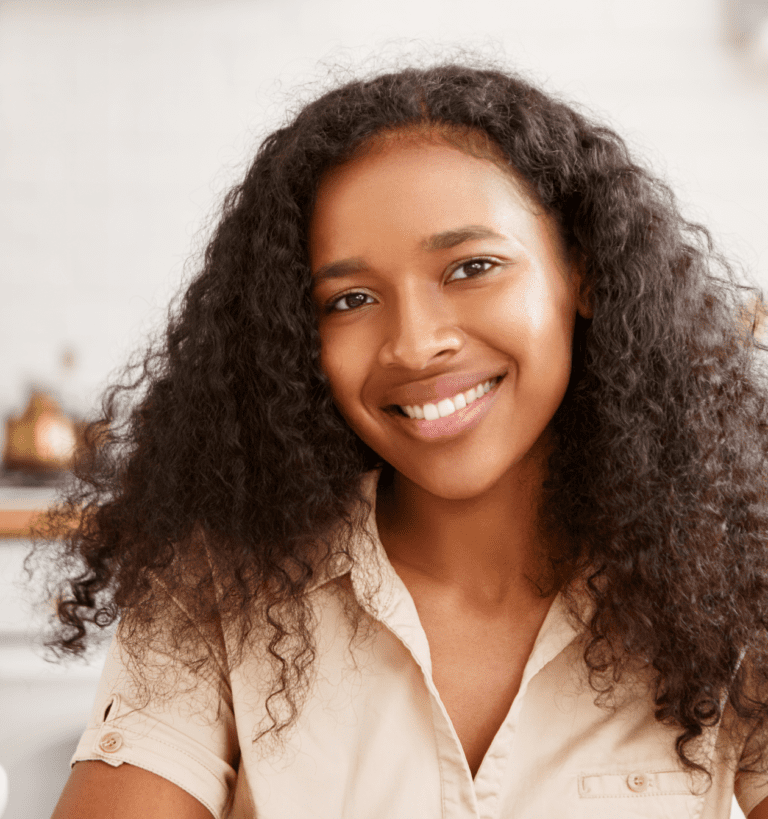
384, 368, 507, 408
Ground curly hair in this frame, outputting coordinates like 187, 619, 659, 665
32, 61, 768, 778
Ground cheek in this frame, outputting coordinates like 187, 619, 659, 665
483, 291, 577, 422
485, 282, 576, 361
319, 331, 367, 416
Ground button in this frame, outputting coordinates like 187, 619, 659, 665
627, 772, 649, 792
99, 731, 123, 753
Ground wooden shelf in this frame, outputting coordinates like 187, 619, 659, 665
0, 489, 61, 539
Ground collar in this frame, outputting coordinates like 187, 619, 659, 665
306, 468, 591, 645
305, 467, 394, 602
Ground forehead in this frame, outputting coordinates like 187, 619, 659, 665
323, 125, 536, 204
309, 136, 543, 261
362, 124, 512, 172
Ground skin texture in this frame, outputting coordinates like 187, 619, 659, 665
311, 138, 591, 607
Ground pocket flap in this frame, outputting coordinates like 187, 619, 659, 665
579, 769, 696, 798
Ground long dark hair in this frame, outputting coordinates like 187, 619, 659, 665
33, 62, 768, 777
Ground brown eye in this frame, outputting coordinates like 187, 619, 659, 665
447, 258, 497, 282
328, 292, 374, 312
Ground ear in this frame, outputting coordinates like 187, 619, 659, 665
576, 279, 593, 319
572, 255, 593, 319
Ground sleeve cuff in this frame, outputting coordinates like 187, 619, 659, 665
70, 693, 235, 819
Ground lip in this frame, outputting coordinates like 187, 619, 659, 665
384, 367, 508, 408
390, 375, 504, 441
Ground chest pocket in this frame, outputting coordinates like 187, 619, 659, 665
577, 768, 706, 818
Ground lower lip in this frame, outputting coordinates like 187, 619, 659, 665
393, 378, 504, 441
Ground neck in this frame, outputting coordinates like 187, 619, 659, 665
375, 453, 559, 613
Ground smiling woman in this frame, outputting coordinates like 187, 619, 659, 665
36, 63, 768, 819
311, 135, 590, 505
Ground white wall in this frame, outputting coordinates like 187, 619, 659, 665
1, 0, 767, 430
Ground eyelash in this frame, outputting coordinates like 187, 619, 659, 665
324, 257, 500, 314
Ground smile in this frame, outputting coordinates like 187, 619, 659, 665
399, 376, 504, 420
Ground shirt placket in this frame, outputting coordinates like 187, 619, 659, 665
348, 478, 484, 817
378, 574, 483, 819
347, 473, 580, 819
472, 596, 580, 819
362, 574, 580, 819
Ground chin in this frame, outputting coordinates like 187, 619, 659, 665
396, 462, 509, 502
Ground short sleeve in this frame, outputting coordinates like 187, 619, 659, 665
71, 629, 239, 819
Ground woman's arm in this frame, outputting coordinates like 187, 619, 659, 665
51, 760, 215, 819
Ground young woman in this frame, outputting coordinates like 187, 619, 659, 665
44, 63, 768, 818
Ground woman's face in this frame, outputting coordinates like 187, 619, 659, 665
309, 137, 590, 501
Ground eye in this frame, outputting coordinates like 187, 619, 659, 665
446, 257, 499, 282
326, 291, 375, 313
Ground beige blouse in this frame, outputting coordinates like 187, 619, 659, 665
72, 470, 766, 818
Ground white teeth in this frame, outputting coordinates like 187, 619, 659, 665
437, 398, 455, 418
399, 376, 501, 421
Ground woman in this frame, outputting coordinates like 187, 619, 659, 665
45, 62, 768, 818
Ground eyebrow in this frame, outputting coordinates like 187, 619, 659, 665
420, 225, 505, 252
312, 225, 506, 286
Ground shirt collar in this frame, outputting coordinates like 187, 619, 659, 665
307, 468, 589, 671
306, 468, 397, 604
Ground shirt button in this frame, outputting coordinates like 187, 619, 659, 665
99, 731, 123, 753
627, 772, 649, 793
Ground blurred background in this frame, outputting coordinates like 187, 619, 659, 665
0, 0, 766, 816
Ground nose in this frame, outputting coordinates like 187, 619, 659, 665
377, 282, 464, 370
